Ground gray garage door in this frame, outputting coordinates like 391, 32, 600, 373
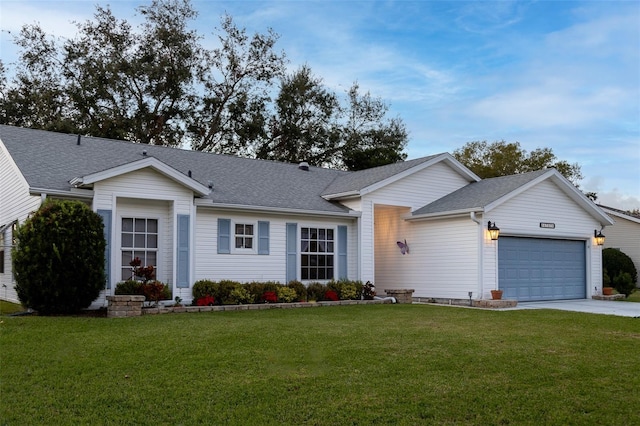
498, 237, 586, 301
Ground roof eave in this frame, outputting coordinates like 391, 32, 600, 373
30, 187, 95, 200
70, 157, 211, 197
195, 199, 361, 218
407, 207, 484, 221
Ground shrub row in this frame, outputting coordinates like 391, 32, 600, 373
191, 279, 365, 305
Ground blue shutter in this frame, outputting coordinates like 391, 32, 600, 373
176, 214, 190, 288
258, 221, 270, 255
338, 225, 348, 280
97, 210, 112, 289
286, 223, 297, 282
218, 218, 231, 254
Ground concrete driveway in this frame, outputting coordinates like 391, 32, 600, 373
512, 299, 640, 317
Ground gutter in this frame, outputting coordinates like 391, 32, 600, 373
194, 199, 361, 218
29, 187, 94, 200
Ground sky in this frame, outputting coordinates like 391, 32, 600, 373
1, 0, 639, 210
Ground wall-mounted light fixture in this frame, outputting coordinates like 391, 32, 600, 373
488, 221, 500, 240
594, 229, 605, 246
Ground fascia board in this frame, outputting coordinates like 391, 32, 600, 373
194, 199, 361, 218
29, 187, 94, 199
321, 191, 361, 200
72, 157, 211, 196
407, 207, 483, 221
602, 208, 640, 225
360, 154, 480, 196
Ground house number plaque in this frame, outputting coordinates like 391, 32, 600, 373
539, 222, 555, 229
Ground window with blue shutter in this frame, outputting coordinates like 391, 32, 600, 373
97, 210, 112, 289
286, 223, 297, 282
218, 218, 231, 254
338, 225, 348, 280
258, 221, 270, 255
176, 214, 190, 288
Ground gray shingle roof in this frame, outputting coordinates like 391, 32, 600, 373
1, 125, 354, 214
412, 169, 550, 216
321, 154, 443, 196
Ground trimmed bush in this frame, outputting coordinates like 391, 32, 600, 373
306, 282, 326, 302
217, 280, 242, 304
612, 272, 635, 297
287, 280, 307, 302
276, 286, 297, 303
12, 199, 106, 315
192, 280, 217, 301
327, 279, 363, 300
603, 248, 637, 293
229, 286, 251, 304
115, 280, 144, 295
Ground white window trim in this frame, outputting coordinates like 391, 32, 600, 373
118, 215, 162, 281
232, 220, 258, 254
300, 225, 336, 282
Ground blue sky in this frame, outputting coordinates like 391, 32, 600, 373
1, 0, 639, 209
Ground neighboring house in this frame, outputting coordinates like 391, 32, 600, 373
598, 205, 640, 283
0, 125, 613, 307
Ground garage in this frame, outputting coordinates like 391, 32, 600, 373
498, 237, 586, 301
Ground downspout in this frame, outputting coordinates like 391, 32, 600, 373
470, 212, 483, 300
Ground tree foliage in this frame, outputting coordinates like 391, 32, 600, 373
256, 65, 341, 167
453, 140, 583, 185
255, 69, 408, 169
189, 13, 286, 155
1, 0, 407, 170
12, 200, 106, 314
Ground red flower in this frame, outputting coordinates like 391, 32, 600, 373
324, 290, 339, 301
196, 295, 215, 306
262, 291, 277, 303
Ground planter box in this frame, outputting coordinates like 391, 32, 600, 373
384, 289, 415, 304
106, 295, 145, 318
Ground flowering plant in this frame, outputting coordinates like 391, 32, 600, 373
262, 291, 277, 303
324, 290, 339, 301
196, 295, 215, 306
362, 281, 376, 300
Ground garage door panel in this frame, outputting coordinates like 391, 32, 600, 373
498, 237, 586, 302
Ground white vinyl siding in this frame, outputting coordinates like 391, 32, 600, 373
602, 212, 640, 281
0, 141, 42, 303
359, 161, 472, 286
90, 168, 195, 307
402, 218, 478, 299
194, 209, 357, 286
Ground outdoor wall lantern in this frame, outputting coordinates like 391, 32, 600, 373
487, 221, 500, 241
594, 229, 605, 246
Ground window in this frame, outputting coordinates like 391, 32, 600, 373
121, 218, 158, 280
301, 227, 334, 280
235, 223, 254, 249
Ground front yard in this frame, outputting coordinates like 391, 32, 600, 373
1, 304, 638, 425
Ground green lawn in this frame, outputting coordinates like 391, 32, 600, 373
1, 305, 638, 425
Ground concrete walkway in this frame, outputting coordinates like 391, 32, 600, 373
510, 299, 640, 317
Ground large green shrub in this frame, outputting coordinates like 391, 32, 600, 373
602, 248, 637, 294
12, 199, 106, 314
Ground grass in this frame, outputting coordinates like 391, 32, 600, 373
621, 288, 640, 302
0, 300, 24, 315
1, 305, 639, 425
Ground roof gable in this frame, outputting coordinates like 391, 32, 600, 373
412, 168, 614, 225
70, 157, 211, 196
322, 153, 480, 199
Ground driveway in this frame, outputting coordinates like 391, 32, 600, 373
512, 299, 640, 317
